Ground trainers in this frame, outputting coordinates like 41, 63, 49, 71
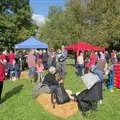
99, 100, 103, 104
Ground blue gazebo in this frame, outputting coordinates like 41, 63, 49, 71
15, 37, 48, 49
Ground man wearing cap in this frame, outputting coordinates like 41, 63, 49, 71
58, 45, 68, 78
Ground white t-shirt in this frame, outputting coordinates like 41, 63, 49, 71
77, 56, 84, 64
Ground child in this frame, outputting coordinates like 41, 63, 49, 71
84, 57, 90, 74
36, 59, 44, 82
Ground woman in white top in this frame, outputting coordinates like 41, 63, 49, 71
77, 52, 84, 76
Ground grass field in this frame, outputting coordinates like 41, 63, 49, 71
0, 59, 120, 120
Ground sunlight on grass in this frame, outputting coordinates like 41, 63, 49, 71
0, 59, 120, 120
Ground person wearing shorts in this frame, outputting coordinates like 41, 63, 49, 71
28, 67, 36, 78
27, 50, 36, 83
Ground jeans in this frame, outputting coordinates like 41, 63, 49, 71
58, 61, 66, 77
10, 71, 15, 79
15, 70, 21, 78
28, 67, 36, 77
77, 64, 84, 76
94, 69, 104, 89
94, 69, 104, 81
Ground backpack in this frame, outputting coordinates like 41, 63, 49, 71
51, 85, 70, 108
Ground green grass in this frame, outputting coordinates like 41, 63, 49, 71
0, 59, 120, 120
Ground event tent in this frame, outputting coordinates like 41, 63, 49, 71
93, 47, 105, 51
65, 42, 105, 58
15, 37, 48, 49
65, 42, 94, 51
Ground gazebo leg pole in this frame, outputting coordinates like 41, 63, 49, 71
77, 50, 79, 59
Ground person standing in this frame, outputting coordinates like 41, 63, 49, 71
16, 51, 24, 71
77, 52, 84, 76
111, 50, 116, 63
36, 59, 44, 82
0, 50, 8, 62
84, 57, 90, 74
48, 48, 56, 67
0, 60, 5, 104
59, 45, 68, 78
27, 50, 36, 84
8, 50, 15, 65
55, 49, 62, 76
93, 58, 106, 104
117, 52, 120, 62
100, 51, 105, 60
105, 51, 110, 64
90, 51, 97, 70
42, 50, 49, 70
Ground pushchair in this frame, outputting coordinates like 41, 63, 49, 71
73, 72, 103, 117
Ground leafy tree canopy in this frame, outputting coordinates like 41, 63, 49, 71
0, 0, 37, 49
39, 0, 120, 50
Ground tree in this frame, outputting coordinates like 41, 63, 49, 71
0, 0, 36, 49
39, 0, 120, 50
39, 3, 86, 48
40, 6, 68, 48
81, 0, 120, 50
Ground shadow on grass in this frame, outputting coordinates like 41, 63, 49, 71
3, 85, 24, 102
66, 63, 75, 67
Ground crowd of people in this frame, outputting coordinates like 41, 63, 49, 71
1, 48, 119, 83
0, 46, 120, 116
0, 45, 68, 103
0, 45, 68, 82
76, 50, 120, 77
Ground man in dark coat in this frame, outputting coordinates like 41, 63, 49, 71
42, 67, 59, 92
42, 50, 49, 70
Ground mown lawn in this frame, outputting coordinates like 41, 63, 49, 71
0, 59, 120, 120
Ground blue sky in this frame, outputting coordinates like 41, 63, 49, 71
30, 0, 65, 16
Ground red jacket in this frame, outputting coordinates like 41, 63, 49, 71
0, 54, 7, 61
0, 62, 5, 82
90, 54, 97, 66
8, 53, 15, 64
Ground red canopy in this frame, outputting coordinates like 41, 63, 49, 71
65, 42, 94, 51
65, 42, 105, 58
65, 42, 105, 51
93, 47, 105, 51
